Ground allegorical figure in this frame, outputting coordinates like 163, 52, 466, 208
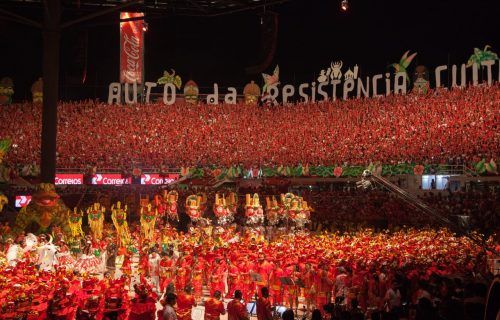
87, 203, 105, 240
111, 201, 131, 247
13, 183, 70, 235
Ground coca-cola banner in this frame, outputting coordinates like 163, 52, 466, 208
55, 173, 84, 185
120, 12, 144, 84
140, 173, 180, 185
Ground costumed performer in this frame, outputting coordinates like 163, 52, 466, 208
186, 194, 203, 222
227, 290, 249, 320
245, 193, 264, 225
256, 287, 273, 320
204, 290, 226, 320
164, 190, 179, 221
56, 240, 76, 270
176, 285, 197, 320
87, 203, 105, 240
140, 203, 158, 243
74, 236, 102, 274
111, 201, 131, 248
149, 249, 162, 293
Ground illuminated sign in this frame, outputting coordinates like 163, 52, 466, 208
140, 173, 179, 185
91, 174, 131, 185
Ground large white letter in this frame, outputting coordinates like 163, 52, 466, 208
343, 79, 355, 100
310, 82, 316, 102
394, 72, 407, 95
331, 80, 341, 101
108, 82, 121, 105
451, 64, 466, 88
385, 73, 391, 96
267, 85, 279, 104
299, 83, 309, 102
372, 74, 383, 97
435, 65, 447, 88
472, 63, 479, 86
282, 84, 295, 104
317, 82, 329, 101
224, 87, 237, 104
163, 83, 176, 105
481, 60, 495, 86
207, 83, 219, 104
357, 77, 370, 98
124, 82, 138, 104
144, 82, 157, 103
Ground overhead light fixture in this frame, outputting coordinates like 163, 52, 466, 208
142, 21, 149, 32
341, 0, 348, 11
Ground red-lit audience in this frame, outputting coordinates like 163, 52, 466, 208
0, 85, 498, 171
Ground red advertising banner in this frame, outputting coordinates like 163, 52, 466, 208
55, 173, 84, 185
92, 174, 131, 185
140, 173, 180, 185
15, 195, 32, 208
120, 12, 144, 84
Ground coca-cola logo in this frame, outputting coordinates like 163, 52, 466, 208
123, 32, 141, 83
55, 173, 83, 185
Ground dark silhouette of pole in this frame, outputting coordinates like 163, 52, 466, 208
39, 0, 139, 183
40, 0, 61, 183
1, 0, 141, 183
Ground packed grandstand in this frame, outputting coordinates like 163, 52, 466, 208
0, 85, 497, 172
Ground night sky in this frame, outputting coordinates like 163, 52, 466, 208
1, 0, 499, 101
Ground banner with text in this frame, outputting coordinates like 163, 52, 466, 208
120, 12, 144, 84
140, 173, 180, 185
55, 173, 84, 185
92, 174, 131, 185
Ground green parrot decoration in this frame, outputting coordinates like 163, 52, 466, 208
477, 158, 499, 175
157, 69, 182, 89
390, 50, 417, 82
467, 45, 498, 67
485, 159, 498, 174
474, 159, 486, 174
0, 139, 11, 164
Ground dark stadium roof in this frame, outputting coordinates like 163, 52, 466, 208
0, 0, 290, 18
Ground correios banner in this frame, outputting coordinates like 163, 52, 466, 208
120, 12, 144, 84
55, 173, 83, 185
15, 195, 32, 208
140, 173, 180, 185
92, 174, 131, 185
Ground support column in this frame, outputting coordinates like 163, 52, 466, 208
41, 0, 61, 183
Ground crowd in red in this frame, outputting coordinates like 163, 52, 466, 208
307, 189, 499, 235
0, 85, 498, 170
0, 225, 494, 320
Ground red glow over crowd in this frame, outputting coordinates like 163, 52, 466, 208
0, 85, 498, 170
0, 224, 495, 320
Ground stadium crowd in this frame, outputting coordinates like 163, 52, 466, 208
0, 85, 498, 171
0, 224, 494, 320
307, 189, 499, 235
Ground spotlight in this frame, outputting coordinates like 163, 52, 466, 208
341, 0, 348, 11
142, 22, 148, 32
